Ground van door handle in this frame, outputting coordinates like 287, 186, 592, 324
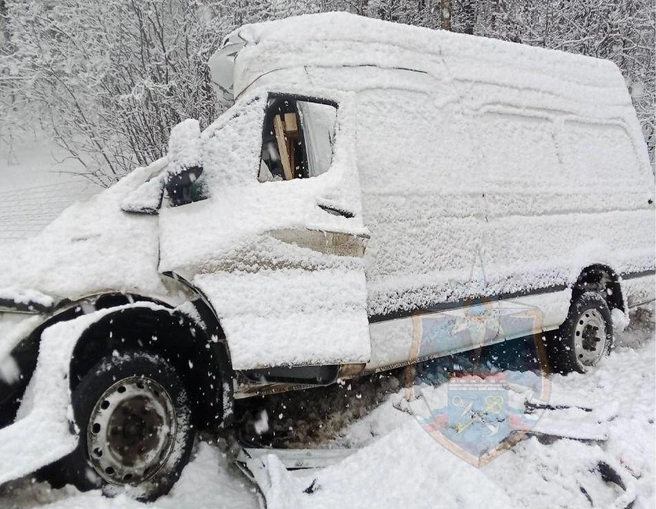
317, 203, 355, 219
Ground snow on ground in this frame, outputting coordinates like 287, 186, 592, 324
0, 134, 100, 241
0, 133, 86, 192
484, 324, 656, 509
0, 442, 258, 509
0, 306, 653, 509
255, 422, 516, 509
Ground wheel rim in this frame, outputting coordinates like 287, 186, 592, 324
573, 309, 607, 367
86, 376, 176, 486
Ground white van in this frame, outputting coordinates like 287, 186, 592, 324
0, 12, 653, 500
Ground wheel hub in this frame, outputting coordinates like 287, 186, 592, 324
573, 309, 607, 366
87, 376, 176, 486
581, 324, 601, 351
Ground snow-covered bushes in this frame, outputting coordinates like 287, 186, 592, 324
2, 0, 224, 186
1, 0, 653, 186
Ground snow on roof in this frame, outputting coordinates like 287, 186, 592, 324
226, 12, 628, 106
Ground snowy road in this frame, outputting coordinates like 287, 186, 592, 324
0, 307, 653, 509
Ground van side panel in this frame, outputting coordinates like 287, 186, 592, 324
364, 289, 570, 373
351, 70, 486, 320
310, 51, 653, 370
458, 71, 655, 303
353, 49, 652, 370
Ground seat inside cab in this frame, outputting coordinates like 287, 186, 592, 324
259, 97, 337, 182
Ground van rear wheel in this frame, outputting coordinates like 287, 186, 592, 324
548, 292, 613, 374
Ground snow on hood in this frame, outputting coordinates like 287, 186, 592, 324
0, 165, 167, 305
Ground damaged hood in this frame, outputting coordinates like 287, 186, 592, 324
0, 166, 168, 312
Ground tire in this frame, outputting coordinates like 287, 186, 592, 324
548, 292, 613, 374
46, 351, 194, 501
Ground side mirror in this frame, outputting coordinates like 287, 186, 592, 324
165, 119, 204, 206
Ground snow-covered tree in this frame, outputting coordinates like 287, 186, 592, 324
4, 0, 231, 185
3, 0, 654, 184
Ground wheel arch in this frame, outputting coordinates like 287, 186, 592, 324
573, 264, 626, 313
68, 303, 233, 431
1, 293, 172, 428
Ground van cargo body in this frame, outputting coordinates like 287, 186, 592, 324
207, 12, 655, 373
0, 12, 653, 499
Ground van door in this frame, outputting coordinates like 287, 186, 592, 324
350, 75, 492, 369
157, 90, 371, 371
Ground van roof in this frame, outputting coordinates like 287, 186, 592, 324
213, 12, 629, 107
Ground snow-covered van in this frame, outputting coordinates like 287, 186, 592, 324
0, 12, 654, 500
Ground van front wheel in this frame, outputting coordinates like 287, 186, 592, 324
549, 292, 613, 374
48, 351, 194, 501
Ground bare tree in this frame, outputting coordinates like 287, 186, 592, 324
4, 0, 230, 186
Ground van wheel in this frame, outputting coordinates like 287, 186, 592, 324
548, 292, 613, 374
48, 351, 194, 501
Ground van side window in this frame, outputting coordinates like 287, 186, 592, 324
557, 121, 641, 182
258, 97, 337, 182
477, 112, 560, 184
